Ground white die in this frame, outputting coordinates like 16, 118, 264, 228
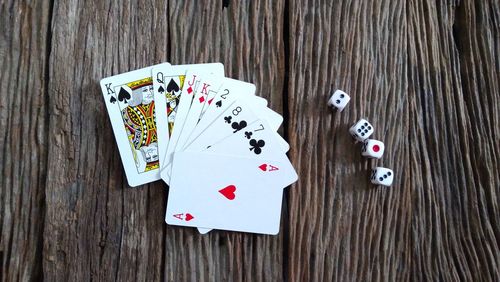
349, 119, 374, 142
361, 139, 385, 159
370, 167, 394, 186
327, 90, 350, 111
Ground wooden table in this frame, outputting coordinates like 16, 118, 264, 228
1, 1, 499, 281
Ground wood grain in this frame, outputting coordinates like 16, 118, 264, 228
0, 1, 50, 281
286, 0, 411, 280
0, 0, 498, 281
286, 0, 499, 281
43, 1, 170, 281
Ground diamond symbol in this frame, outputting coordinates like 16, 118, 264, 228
199, 96, 205, 103
187, 87, 193, 94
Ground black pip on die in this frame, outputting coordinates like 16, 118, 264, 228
349, 118, 374, 142
370, 167, 394, 187
361, 139, 385, 159
327, 90, 350, 111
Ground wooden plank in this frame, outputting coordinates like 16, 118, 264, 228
43, 0, 286, 281
2, 0, 497, 280
0, 1, 50, 281
43, 1, 170, 281
164, 1, 286, 281
407, 0, 499, 280
285, 1, 410, 280
285, 0, 499, 281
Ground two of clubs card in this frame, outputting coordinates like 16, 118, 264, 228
100, 63, 298, 235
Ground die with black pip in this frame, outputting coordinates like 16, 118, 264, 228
349, 118, 374, 142
327, 90, 350, 111
370, 167, 394, 187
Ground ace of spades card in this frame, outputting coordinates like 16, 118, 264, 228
100, 63, 168, 187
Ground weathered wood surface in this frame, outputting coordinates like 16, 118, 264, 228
1, 0, 498, 281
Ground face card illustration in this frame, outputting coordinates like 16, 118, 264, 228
152, 63, 224, 170
158, 73, 184, 135
165, 152, 298, 234
114, 80, 159, 172
100, 63, 168, 186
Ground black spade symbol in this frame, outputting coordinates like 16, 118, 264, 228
158, 85, 165, 94
118, 87, 131, 103
109, 96, 117, 104
215, 100, 222, 107
166, 79, 180, 93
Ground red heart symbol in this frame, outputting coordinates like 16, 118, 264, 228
185, 213, 194, 221
219, 185, 236, 200
259, 164, 267, 171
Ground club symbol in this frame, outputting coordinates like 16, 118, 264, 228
231, 120, 247, 133
224, 116, 232, 123
109, 96, 117, 104
216, 100, 222, 107
249, 139, 265, 154
244, 131, 252, 139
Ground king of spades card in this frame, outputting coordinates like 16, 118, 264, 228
117, 77, 159, 172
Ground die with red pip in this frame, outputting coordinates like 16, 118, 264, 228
361, 139, 385, 159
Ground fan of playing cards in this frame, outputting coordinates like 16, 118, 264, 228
100, 63, 298, 235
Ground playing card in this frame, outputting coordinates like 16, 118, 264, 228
167, 119, 289, 180
171, 74, 223, 160
193, 119, 291, 234
162, 71, 206, 168
161, 96, 282, 185
184, 96, 282, 153
100, 63, 168, 187
152, 63, 224, 170
165, 152, 298, 234
208, 119, 289, 159
182, 78, 256, 148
